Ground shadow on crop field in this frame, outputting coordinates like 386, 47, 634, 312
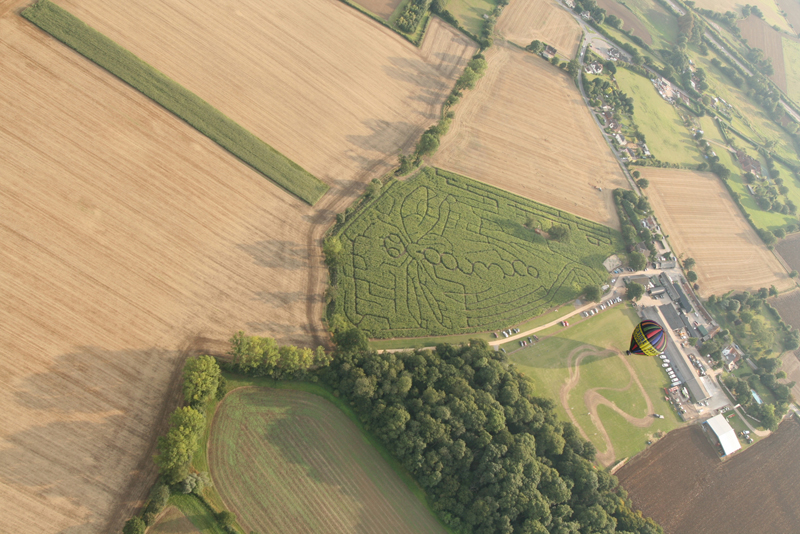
3, 345, 186, 534
252, 290, 322, 307
236, 239, 308, 270
345, 118, 420, 160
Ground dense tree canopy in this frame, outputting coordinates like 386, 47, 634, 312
323, 340, 663, 534
182, 355, 221, 406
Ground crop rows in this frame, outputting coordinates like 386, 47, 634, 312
22, 0, 328, 205
334, 168, 620, 338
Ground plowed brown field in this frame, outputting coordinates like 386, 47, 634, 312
775, 231, 800, 272
0, 1, 475, 532
496, 0, 582, 58
642, 168, 793, 296
769, 289, 800, 329
595, 0, 653, 45
738, 14, 787, 92
431, 44, 629, 228
618, 418, 800, 534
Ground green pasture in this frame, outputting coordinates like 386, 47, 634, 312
783, 37, 800, 104
699, 115, 727, 146
618, 0, 679, 50
509, 306, 681, 460
614, 69, 704, 166
22, 0, 328, 205
168, 494, 225, 534
332, 167, 621, 339
446, 0, 498, 36
207, 385, 447, 534
693, 0, 792, 33
694, 51, 797, 162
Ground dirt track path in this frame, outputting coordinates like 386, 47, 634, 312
559, 344, 656, 466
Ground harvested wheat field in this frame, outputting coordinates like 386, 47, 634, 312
738, 14, 787, 91
496, 0, 582, 58
642, 168, 793, 296
617, 419, 800, 534
432, 44, 629, 228
0, 1, 475, 532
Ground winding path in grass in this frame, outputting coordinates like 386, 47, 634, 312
559, 345, 655, 466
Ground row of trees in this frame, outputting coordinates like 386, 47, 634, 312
322, 336, 664, 534
228, 330, 332, 378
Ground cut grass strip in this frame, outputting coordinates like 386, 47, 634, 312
22, 0, 328, 205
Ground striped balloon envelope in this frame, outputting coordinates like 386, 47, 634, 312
627, 319, 667, 356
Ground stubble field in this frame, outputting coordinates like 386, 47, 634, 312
0, 0, 475, 532
737, 14, 787, 91
496, 0, 582, 58
642, 168, 793, 296
617, 418, 800, 534
209, 387, 446, 534
431, 44, 629, 229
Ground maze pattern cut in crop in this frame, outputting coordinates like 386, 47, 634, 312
334, 168, 620, 338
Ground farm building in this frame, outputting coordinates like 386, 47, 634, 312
704, 414, 741, 456
624, 275, 651, 287
673, 283, 693, 312
659, 304, 683, 330
687, 376, 710, 403
542, 45, 557, 58
736, 150, 762, 176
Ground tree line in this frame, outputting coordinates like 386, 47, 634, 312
321, 331, 664, 534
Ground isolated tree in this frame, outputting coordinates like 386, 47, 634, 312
217, 511, 236, 528
686, 270, 698, 283
629, 251, 646, 271
526, 40, 544, 54
122, 518, 145, 534
637, 178, 649, 189
415, 132, 439, 158
583, 285, 602, 302
548, 225, 571, 242
632, 170, 641, 179
627, 282, 645, 300
182, 355, 221, 406
684, 257, 696, 270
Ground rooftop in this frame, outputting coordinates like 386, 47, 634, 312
705, 414, 741, 456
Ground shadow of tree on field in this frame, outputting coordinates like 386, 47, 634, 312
236, 240, 308, 270
3, 345, 186, 534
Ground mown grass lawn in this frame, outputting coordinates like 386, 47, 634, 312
446, 0, 498, 35
509, 305, 682, 459
614, 69, 704, 166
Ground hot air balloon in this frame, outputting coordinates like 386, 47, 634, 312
627, 319, 667, 356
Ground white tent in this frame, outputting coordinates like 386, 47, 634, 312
705, 414, 741, 456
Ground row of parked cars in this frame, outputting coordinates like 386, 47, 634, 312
580, 296, 622, 318
495, 327, 521, 338
689, 354, 707, 376
659, 354, 681, 386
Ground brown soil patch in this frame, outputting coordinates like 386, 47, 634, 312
769, 288, 800, 329
355, 0, 403, 19
559, 345, 655, 466
496, 0, 583, 58
738, 14, 788, 92
595, 0, 653, 45
776, 0, 800, 35
431, 44, 629, 229
774, 231, 800, 272
0, 1, 475, 532
618, 418, 800, 534
778, 350, 800, 400
148, 506, 200, 534
642, 168, 793, 296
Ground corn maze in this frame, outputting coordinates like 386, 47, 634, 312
332, 168, 621, 338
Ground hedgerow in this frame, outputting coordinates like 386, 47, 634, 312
22, 0, 328, 205
329, 168, 621, 338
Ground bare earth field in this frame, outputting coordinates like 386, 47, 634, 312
496, 0, 582, 57
778, 349, 800, 400
617, 418, 800, 534
642, 168, 793, 296
0, 0, 475, 532
209, 388, 446, 534
774, 231, 800, 272
595, 0, 653, 45
769, 288, 800, 329
738, 14, 787, 91
431, 44, 629, 228
777, 0, 800, 34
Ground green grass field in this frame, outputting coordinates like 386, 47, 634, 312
208, 386, 447, 534
332, 167, 620, 339
614, 69, 704, 166
22, 0, 328, 205
618, 0, 679, 50
509, 306, 681, 460
167, 495, 225, 534
783, 37, 800, 104
699, 115, 727, 146
446, 0, 498, 35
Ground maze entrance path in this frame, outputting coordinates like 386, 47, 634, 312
333, 168, 620, 338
